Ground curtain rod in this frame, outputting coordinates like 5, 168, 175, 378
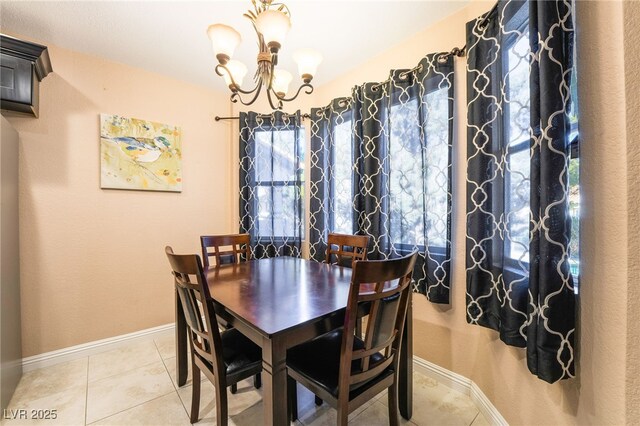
369, 45, 465, 91
215, 113, 311, 121
454, 1, 499, 54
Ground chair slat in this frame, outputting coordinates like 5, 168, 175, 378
201, 234, 251, 269
325, 233, 369, 268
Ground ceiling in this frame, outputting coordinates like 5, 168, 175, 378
0, 1, 468, 92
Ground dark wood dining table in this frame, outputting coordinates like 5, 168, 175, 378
175, 257, 413, 426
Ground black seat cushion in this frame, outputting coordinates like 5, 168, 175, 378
287, 329, 394, 399
220, 328, 262, 376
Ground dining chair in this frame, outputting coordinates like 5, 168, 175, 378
286, 252, 418, 426
325, 233, 369, 268
199, 234, 261, 392
165, 246, 262, 425
316, 233, 371, 406
200, 234, 251, 269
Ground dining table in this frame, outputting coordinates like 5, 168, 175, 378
174, 256, 413, 426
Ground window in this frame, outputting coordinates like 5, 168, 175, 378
254, 128, 304, 239
504, 27, 531, 267
503, 14, 580, 280
568, 69, 580, 280
390, 97, 423, 248
331, 117, 353, 234
389, 86, 450, 251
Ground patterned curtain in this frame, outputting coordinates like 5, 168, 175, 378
239, 111, 304, 258
308, 97, 354, 262
310, 54, 454, 303
466, 0, 576, 382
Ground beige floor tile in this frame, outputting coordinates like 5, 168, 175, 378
88, 340, 162, 382
384, 373, 478, 426
349, 400, 414, 426
86, 360, 175, 424
226, 399, 304, 426
2, 384, 86, 426
163, 356, 195, 389
90, 392, 190, 426
154, 331, 176, 360
8, 358, 88, 404
470, 413, 491, 426
176, 377, 262, 424
298, 394, 375, 426
291, 383, 319, 421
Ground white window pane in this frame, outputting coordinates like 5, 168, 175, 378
332, 119, 353, 234
505, 29, 531, 264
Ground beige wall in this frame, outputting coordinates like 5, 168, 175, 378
4, 41, 235, 357
313, 1, 633, 424
623, 2, 640, 424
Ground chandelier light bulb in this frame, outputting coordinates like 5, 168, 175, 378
293, 49, 323, 83
255, 9, 291, 52
272, 69, 293, 97
207, 24, 242, 64
221, 60, 248, 89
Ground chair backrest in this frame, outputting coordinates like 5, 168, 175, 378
325, 233, 369, 268
200, 234, 251, 269
165, 246, 225, 379
338, 252, 417, 395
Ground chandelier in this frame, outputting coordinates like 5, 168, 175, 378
207, 1, 323, 110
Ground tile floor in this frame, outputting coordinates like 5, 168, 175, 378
2, 330, 490, 426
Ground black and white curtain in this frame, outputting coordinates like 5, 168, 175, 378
466, 0, 577, 382
310, 54, 454, 302
239, 111, 304, 258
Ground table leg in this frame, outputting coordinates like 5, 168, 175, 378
399, 293, 413, 420
175, 288, 188, 387
262, 337, 288, 426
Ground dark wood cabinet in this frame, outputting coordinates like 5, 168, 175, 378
0, 34, 52, 118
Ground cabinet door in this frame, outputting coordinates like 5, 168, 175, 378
1, 54, 33, 106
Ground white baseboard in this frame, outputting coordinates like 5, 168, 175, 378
21, 323, 175, 372
413, 356, 508, 426
21, 324, 506, 425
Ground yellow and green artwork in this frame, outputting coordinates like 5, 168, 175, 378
100, 114, 182, 192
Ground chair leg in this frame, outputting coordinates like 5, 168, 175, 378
190, 361, 201, 424
314, 395, 323, 406
337, 406, 349, 426
215, 377, 229, 426
287, 376, 298, 422
254, 373, 261, 389
230, 383, 237, 394
388, 383, 399, 426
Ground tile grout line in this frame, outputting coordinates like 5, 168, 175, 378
85, 391, 178, 425
85, 341, 165, 385
155, 338, 191, 420
469, 410, 480, 426
84, 338, 180, 425
86, 358, 164, 386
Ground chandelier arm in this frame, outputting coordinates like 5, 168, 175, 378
215, 64, 263, 96
266, 87, 283, 110
277, 83, 314, 102
233, 81, 265, 106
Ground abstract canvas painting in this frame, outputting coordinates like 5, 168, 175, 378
100, 114, 182, 192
